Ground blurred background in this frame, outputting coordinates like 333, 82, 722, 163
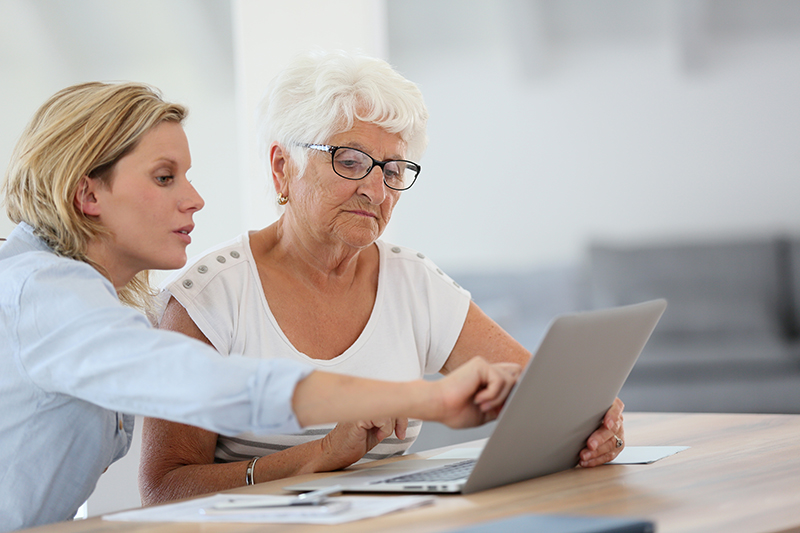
2, 0, 800, 517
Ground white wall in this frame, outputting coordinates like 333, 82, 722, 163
0, 0, 244, 261
384, 0, 800, 272
4, 1, 799, 269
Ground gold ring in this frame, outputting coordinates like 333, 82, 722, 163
614, 435, 623, 448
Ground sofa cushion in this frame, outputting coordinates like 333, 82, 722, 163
587, 239, 790, 338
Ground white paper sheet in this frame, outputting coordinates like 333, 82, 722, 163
429, 445, 689, 465
608, 445, 690, 464
103, 493, 434, 524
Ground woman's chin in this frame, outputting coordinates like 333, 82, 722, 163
337, 229, 382, 249
152, 254, 188, 272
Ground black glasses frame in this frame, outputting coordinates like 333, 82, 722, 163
299, 143, 421, 191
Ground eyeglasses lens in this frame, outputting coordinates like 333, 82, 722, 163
332, 148, 372, 179
332, 148, 416, 190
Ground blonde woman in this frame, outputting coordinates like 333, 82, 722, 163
0, 81, 520, 532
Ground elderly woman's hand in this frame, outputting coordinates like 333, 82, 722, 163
315, 418, 409, 471
579, 397, 625, 467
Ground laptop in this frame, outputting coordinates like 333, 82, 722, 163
285, 299, 667, 495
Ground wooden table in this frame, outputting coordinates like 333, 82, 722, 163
24, 413, 800, 533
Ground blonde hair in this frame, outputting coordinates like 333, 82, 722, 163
2, 81, 187, 312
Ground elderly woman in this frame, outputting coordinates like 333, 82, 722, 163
139, 50, 625, 504
0, 80, 519, 532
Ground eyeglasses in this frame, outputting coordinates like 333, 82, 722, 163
299, 143, 421, 191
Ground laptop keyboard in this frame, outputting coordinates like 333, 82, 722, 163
373, 459, 476, 484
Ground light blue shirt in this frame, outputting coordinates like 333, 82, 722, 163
0, 223, 312, 531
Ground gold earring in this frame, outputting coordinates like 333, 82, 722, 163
277, 194, 288, 205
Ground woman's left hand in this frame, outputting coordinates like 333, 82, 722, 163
316, 418, 408, 470
579, 397, 625, 467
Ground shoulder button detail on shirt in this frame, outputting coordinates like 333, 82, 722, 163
391, 246, 401, 253
197, 265, 208, 274
453, 281, 461, 288
230, 251, 240, 259
416, 252, 425, 259
216, 255, 226, 263
436, 268, 444, 275
182, 279, 193, 289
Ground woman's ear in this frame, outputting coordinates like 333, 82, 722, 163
74, 176, 101, 217
270, 142, 289, 196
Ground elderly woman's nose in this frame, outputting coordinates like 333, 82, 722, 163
358, 166, 387, 204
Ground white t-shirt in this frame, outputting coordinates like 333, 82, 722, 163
160, 234, 471, 462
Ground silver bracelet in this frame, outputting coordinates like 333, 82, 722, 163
245, 456, 260, 486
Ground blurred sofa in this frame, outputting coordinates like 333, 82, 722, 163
454, 237, 800, 415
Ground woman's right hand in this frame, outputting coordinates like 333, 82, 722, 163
315, 418, 408, 470
435, 357, 521, 429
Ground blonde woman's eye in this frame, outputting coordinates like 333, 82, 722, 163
155, 175, 174, 185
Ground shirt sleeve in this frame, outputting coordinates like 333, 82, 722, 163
419, 261, 471, 374
380, 242, 472, 375
156, 235, 250, 356
13, 261, 312, 436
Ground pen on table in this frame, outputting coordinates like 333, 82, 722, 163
209, 485, 345, 510
293, 484, 345, 505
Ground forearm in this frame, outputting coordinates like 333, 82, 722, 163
140, 460, 245, 505
140, 439, 337, 505
292, 372, 437, 427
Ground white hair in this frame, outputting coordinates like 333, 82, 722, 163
256, 49, 429, 189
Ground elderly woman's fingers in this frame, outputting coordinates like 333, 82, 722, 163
580, 425, 625, 467
394, 418, 409, 441
586, 423, 617, 451
603, 397, 625, 431
354, 419, 401, 441
375, 419, 399, 441
580, 447, 619, 467
585, 398, 625, 451
578, 397, 626, 467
